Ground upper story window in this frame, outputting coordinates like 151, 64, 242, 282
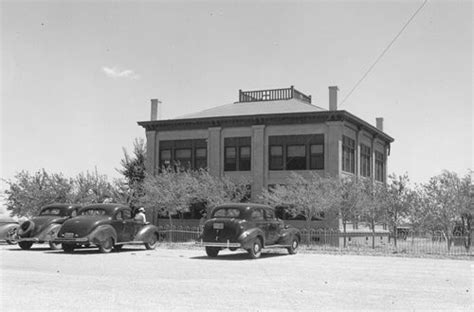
287, 145, 306, 170
375, 151, 385, 182
360, 144, 371, 177
159, 139, 207, 170
342, 136, 355, 174
310, 144, 324, 170
268, 134, 324, 171
269, 146, 284, 170
224, 137, 251, 172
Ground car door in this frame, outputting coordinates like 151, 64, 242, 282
121, 209, 136, 242
113, 210, 126, 242
264, 208, 281, 244
251, 208, 268, 240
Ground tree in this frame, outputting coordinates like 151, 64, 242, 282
382, 174, 411, 247
359, 180, 385, 249
71, 170, 118, 205
260, 172, 337, 231
333, 177, 365, 248
3, 169, 73, 217
117, 138, 146, 209
422, 171, 471, 251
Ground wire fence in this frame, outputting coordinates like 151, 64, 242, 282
156, 226, 474, 257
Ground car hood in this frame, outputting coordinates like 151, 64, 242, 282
31, 216, 68, 235
58, 216, 112, 238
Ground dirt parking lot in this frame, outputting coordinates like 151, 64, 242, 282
0, 243, 472, 311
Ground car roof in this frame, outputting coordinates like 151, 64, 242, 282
41, 204, 82, 212
214, 203, 274, 211
79, 203, 130, 214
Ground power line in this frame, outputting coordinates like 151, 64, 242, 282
339, 0, 429, 107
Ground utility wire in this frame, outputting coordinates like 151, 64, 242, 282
339, 0, 428, 107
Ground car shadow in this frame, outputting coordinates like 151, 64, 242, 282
190, 251, 288, 261
43, 246, 151, 255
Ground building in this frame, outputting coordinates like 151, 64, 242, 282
138, 86, 394, 245
138, 86, 394, 197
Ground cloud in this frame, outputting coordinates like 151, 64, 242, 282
102, 66, 140, 80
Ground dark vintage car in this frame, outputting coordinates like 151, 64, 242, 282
17, 204, 81, 250
199, 203, 301, 259
0, 217, 19, 245
53, 204, 160, 253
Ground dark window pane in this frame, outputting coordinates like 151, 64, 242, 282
269, 145, 283, 170
239, 146, 251, 171
224, 147, 236, 171
286, 145, 306, 170
310, 144, 324, 170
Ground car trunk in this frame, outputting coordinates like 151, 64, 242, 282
202, 218, 242, 243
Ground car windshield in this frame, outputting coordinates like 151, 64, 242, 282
212, 208, 242, 219
40, 208, 62, 216
80, 209, 107, 216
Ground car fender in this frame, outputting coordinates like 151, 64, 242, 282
0, 223, 19, 240
277, 228, 301, 245
35, 223, 62, 242
88, 225, 117, 246
134, 224, 159, 242
238, 228, 265, 249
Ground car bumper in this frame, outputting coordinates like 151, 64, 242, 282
196, 240, 241, 248
53, 237, 89, 244
17, 237, 41, 243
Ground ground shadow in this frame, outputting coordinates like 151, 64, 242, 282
42, 246, 152, 256
191, 251, 288, 261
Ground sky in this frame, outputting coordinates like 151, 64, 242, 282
1, 0, 472, 194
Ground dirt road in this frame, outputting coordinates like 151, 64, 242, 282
0, 244, 471, 311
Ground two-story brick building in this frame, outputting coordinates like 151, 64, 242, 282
138, 86, 393, 197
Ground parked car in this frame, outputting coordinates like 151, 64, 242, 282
0, 217, 19, 245
199, 203, 301, 259
54, 204, 160, 253
16, 204, 81, 250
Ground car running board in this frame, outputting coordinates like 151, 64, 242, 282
264, 244, 292, 249
115, 241, 146, 245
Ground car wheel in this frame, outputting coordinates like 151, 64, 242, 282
49, 241, 61, 250
205, 247, 220, 257
62, 243, 75, 253
19, 241, 33, 250
287, 236, 299, 255
144, 233, 159, 250
248, 238, 262, 259
98, 237, 114, 253
229, 247, 238, 251
113, 244, 123, 252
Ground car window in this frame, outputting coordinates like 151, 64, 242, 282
212, 208, 241, 218
40, 208, 61, 216
122, 209, 132, 219
80, 209, 106, 216
264, 209, 275, 220
251, 209, 264, 221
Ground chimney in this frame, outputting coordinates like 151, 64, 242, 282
150, 99, 159, 121
329, 86, 339, 111
376, 117, 384, 131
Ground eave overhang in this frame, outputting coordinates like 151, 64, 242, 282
137, 110, 394, 143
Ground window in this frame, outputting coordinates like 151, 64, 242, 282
224, 137, 251, 172
268, 134, 324, 171
360, 144, 371, 177
342, 136, 355, 173
269, 146, 284, 170
159, 139, 207, 171
286, 145, 306, 170
310, 144, 324, 170
224, 147, 237, 171
250, 209, 264, 221
160, 149, 171, 168
175, 148, 192, 169
195, 148, 207, 169
375, 151, 385, 182
239, 146, 251, 171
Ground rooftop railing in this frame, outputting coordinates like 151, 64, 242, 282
238, 86, 312, 104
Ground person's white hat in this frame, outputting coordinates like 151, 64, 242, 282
138, 207, 145, 212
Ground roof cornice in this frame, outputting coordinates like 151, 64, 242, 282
137, 110, 394, 143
